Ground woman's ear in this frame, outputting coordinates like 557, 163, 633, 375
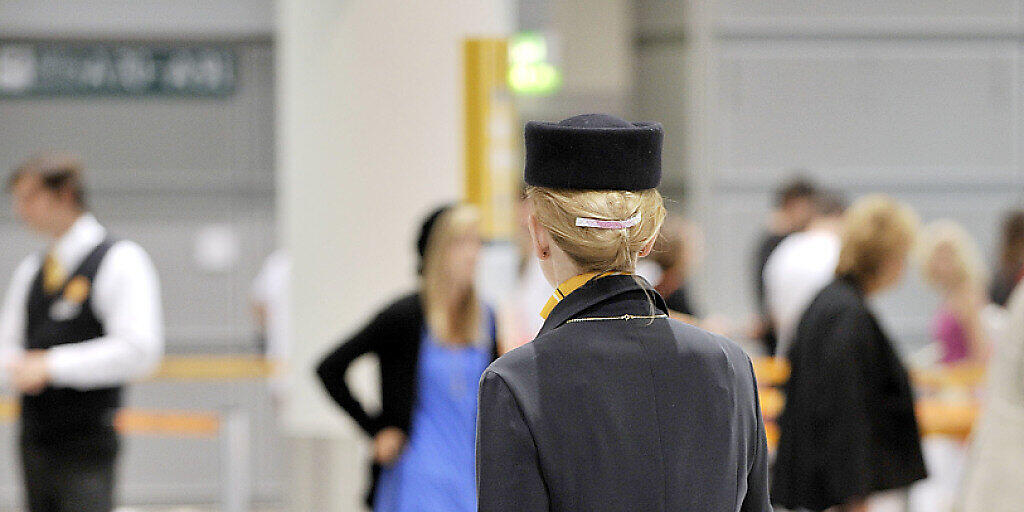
639, 230, 660, 258
528, 214, 550, 260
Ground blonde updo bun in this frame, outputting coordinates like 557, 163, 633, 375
527, 186, 666, 274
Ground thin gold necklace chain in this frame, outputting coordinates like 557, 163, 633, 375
566, 314, 668, 324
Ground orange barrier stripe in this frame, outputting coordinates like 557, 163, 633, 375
759, 387, 785, 419
0, 399, 16, 423
114, 410, 220, 437
758, 393, 978, 447
0, 399, 220, 437
752, 357, 986, 389
915, 400, 979, 440
149, 355, 278, 381
911, 364, 986, 389
752, 357, 790, 387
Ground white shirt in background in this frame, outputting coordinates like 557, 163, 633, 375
763, 230, 841, 357
251, 250, 290, 363
0, 213, 164, 390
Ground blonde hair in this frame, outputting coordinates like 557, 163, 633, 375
836, 194, 920, 286
527, 186, 666, 274
916, 219, 987, 292
421, 204, 481, 344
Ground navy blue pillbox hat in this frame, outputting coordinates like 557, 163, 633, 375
524, 113, 663, 191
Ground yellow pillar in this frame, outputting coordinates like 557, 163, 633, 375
464, 38, 516, 241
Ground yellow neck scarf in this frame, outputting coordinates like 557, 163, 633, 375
539, 271, 629, 320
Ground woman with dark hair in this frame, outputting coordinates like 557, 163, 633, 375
316, 204, 499, 512
772, 195, 927, 512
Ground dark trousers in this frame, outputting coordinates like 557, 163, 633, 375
19, 436, 118, 512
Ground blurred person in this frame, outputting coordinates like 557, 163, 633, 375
752, 176, 817, 354
909, 221, 989, 512
316, 204, 499, 512
251, 249, 290, 403
917, 220, 989, 365
772, 194, 926, 512
959, 279, 1024, 511
652, 215, 700, 317
988, 210, 1024, 307
650, 214, 733, 335
764, 190, 847, 357
477, 114, 770, 511
0, 154, 164, 512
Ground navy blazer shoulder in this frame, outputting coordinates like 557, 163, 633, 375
476, 275, 772, 512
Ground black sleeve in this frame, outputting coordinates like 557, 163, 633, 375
476, 369, 549, 511
741, 358, 772, 512
315, 307, 393, 437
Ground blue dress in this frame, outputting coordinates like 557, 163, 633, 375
374, 319, 492, 512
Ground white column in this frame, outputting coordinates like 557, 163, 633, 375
276, 1, 511, 510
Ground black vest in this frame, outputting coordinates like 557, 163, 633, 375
20, 239, 122, 447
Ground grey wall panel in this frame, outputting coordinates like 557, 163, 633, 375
0, 44, 275, 193
0, 0, 274, 40
716, 41, 1017, 176
717, 0, 1022, 24
636, 0, 689, 36
637, 45, 691, 189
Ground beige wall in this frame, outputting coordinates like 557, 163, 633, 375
277, 0, 511, 508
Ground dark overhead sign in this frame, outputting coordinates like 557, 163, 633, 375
0, 42, 236, 97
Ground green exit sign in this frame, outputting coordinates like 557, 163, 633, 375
508, 33, 561, 96
0, 42, 236, 98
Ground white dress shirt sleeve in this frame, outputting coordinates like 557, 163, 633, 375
0, 255, 40, 391
46, 240, 164, 389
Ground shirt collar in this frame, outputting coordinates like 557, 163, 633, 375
538, 273, 668, 336
50, 213, 106, 270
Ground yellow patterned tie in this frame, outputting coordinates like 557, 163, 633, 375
42, 253, 66, 294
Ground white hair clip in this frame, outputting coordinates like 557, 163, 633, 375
575, 212, 642, 229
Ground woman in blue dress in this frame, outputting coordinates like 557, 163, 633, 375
317, 204, 499, 511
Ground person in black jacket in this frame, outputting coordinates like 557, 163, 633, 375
316, 204, 499, 511
476, 114, 771, 512
772, 194, 927, 512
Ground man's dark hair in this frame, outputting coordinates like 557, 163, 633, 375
6, 153, 87, 209
999, 209, 1024, 270
815, 189, 848, 217
775, 175, 817, 208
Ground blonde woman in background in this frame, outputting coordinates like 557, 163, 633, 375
476, 114, 770, 511
917, 220, 990, 366
772, 195, 926, 512
316, 204, 499, 512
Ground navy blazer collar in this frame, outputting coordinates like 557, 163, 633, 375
538, 274, 669, 336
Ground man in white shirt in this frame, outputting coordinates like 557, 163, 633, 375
763, 191, 846, 358
0, 154, 163, 512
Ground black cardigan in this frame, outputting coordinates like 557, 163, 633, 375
771, 278, 927, 511
316, 292, 499, 506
